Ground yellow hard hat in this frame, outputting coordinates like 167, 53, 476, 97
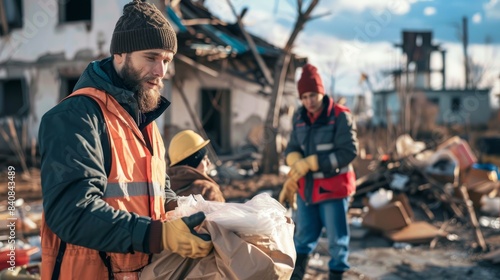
168, 130, 210, 166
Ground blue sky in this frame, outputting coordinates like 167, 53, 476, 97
305, 0, 496, 44
205, 0, 500, 97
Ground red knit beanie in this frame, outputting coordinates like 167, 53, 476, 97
297, 64, 325, 97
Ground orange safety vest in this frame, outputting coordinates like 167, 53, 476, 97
41, 88, 166, 280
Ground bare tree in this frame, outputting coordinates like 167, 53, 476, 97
453, 17, 496, 89
208, 0, 321, 174
261, 0, 320, 174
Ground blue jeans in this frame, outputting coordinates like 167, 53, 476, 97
293, 197, 350, 272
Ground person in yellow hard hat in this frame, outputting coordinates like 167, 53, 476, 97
166, 130, 225, 209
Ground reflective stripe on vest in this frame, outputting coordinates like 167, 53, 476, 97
103, 182, 164, 198
41, 88, 166, 280
312, 165, 353, 179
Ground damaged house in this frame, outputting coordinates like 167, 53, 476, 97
0, 0, 304, 160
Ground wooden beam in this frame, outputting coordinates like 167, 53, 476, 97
175, 54, 219, 77
0, 0, 9, 36
458, 184, 488, 252
225, 0, 273, 85
173, 78, 221, 167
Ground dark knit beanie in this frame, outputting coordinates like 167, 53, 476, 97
110, 0, 177, 54
175, 147, 208, 168
297, 64, 325, 97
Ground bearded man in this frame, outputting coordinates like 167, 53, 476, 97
38, 1, 212, 279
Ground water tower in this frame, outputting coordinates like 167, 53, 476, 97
394, 31, 446, 89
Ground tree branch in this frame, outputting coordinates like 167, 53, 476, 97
226, 0, 274, 85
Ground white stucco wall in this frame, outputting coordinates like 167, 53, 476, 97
0, 0, 128, 63
169, 67, 271, 149
372, 91, 400, 125
0, 0, 130, 141
427, 90, 491, 125
372, 89, 492, 126
29, 68, 60, 136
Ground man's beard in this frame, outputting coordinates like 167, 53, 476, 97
120, 55, 163, 113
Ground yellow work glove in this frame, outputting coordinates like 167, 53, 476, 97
162, 212, 213, 258
286, 152, 303, 166
279, 178, 299, 210
288, 154, 319, 182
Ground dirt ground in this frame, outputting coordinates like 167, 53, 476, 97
2, 171, 499, 280
305, 223, 500, 280
221, 175, 500, 280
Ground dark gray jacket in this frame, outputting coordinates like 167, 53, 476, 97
39, 57, 176, 254
285, 95, 358, 203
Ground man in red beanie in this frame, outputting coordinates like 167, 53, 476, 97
279, 64, 358, 280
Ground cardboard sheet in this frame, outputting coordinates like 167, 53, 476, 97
384, 221, 444, 243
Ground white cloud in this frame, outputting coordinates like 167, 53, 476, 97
202, 0, 237, 23
472, 13, 482, 23
326, 0, 413, 16
294, 35, 500, 94
202, 0, 500, 96
423, 6, 436, 16
484, 0, 500, 19
256, 26, 500, 94
290, 32, 396, 94
245, 14, 291, 49
439, 41, 500, 89
485, 0, 498, 8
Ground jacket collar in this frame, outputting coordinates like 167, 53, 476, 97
299, 95, 334, 125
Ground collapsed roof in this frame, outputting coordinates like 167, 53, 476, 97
167, 0, 306, 89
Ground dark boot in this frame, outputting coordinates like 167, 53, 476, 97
290, 253, 309, 280
329, 270, 343, 280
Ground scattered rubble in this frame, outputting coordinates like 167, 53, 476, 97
1, 134, 500, 279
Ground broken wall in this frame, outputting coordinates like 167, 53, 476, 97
0, 0, 127, 154
169, 62, 274, 152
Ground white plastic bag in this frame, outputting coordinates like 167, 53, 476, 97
396, 134, 426, 157
368, 188, 393, 209
171, 193, 288, 235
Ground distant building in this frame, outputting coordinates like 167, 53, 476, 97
373, 88, 491, 126
372, 30, 492, 127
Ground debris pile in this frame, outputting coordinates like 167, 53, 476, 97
1, 133, 500, 279
351, 134, 500, 255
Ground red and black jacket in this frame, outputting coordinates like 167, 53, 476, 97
285, 95, 358, 204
